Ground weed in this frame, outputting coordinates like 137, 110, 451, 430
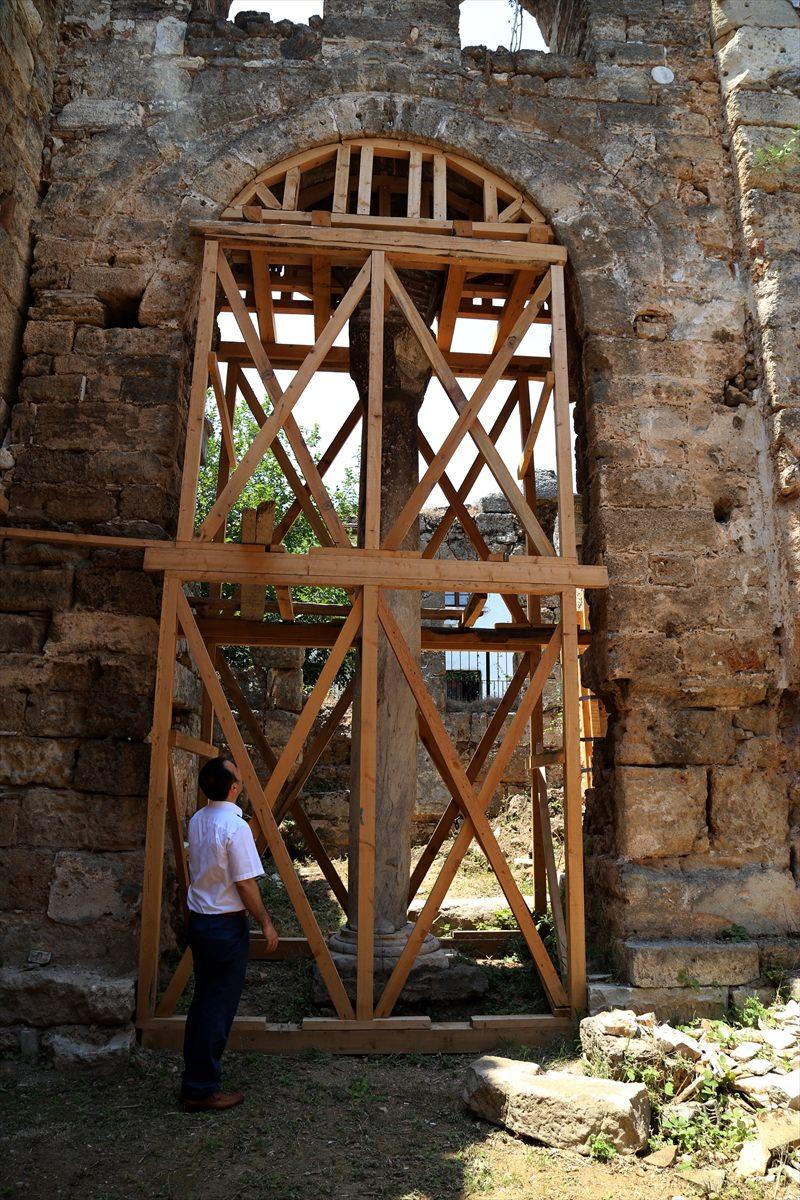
754, 127, 800, 170
588, 1134, 618, 1162
720, 924, 750, 943
735, 995, 774, 1029
347, 1076, 371, 1100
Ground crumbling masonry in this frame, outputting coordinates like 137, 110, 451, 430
1, 0, 799, 1043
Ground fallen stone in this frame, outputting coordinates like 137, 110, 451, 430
643, 1143, 678, 1168
735, 1071, 800, 1109
588, 983, 727, 1023
654, 1024, 702, 1060
623, 939, 760, 988
579, 1010, 660, 1068
463, 1056, 650, 1155
754, 1107, 800, 1153
729, 1041, 762, 1062
678, 1166, 726, 1195
761, 1027, 796, 1053
734, 1140, 771, 1179
43, 1029, 133, 1070
734, 1057, 773, 1077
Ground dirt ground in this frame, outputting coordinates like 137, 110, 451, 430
1, 1043, 795, 1200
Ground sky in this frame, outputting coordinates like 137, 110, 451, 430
218, 0, 569, 508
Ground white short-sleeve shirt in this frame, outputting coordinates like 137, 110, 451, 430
186, 801, 265, 915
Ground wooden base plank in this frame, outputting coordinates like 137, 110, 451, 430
140, 1014, 571, 1055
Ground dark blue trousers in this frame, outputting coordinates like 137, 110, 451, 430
182, 910, 250, 1099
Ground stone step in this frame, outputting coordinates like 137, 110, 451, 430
621, 938, 760, 988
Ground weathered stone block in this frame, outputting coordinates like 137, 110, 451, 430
0, 736, 76, 787
72, 740, 149, 796
622, 939, 760, 987
47, 850, 140, 926
0, 966, 134, 1026
0, 566, 73, 611
0, 614, 48, 653
463, 1056, 650, 1155
16, 789, 144, 851
616, 766, 708, 859
0, 848, 53, 909
710, 766, 789, 860
588, 982, 728, 1022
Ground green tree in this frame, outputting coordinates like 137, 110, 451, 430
196, 398, 360, 688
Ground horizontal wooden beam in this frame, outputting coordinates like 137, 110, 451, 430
221, 205, 554, 244
216, 341, 550, 382
190, 220, 567, 269
144, 546, 609, 595
141, 1013, 571, 1054
196, 616, 592, 650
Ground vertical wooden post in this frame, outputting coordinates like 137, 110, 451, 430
561, 587, 585, 1014
550, 265, 577, 561
551, 263, 585, 1012
518, 377, 547, 914
364, 251, 384, 551
136, 574, 181, 1024
177, 240, 219, 541
357, 585, 379, 1018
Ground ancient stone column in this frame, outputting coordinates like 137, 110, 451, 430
329, 272, 445, 971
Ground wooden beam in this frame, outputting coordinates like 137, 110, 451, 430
493, 270, 538, 351
332, 144, 351, 213
356, 586, 379, 1018
433, 153, 447, 220
407, 148, 422, 218
144, 543, 609, 594
364, 251, 384, 551
518, 371, 553, 480
240, 502, 275, 621
561, 589, 586, 1014
551, 266, 578, 561
311, 256, 332, 340
282, 165, 301, 211
273, 398, 362, 544
189, 219, 568, 268
357, 144, 374, 216
251, 249, 276, 344
483, 180, 499, 222
177, 240, 218, 540
436, 265, 466, 352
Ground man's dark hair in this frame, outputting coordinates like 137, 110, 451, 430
198, 756, 237, 802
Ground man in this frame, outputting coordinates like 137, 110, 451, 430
181, 755, 279, 1112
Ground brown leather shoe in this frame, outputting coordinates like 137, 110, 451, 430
182, 1090, 245, 1112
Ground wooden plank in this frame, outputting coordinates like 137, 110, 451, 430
498, 197, 524, 223
560, 589, 585, 1014
364, 251, 384, 551
311, 256, 332, 340
407, 148, 422, 218
176, 591, 355, 1019
433, 153, 447, 219
356, 144, 374, 216
436, 265, 466, 352
282, 165, 301, 211
0, 527, 167, 552
208, 352, 237, 469
155, 947, 193, 1018
273, 399, 362, 544
375, 605, 568, 1015
177, 241, 218, 540
144, 543, 609, 595
166, 757, 190, 904
551, 266, 577, 560
483, 180, 498, 222
494, 270, 538, 351
136, 577, 180, 1023
253, 183, 282, 210
537, 770, 567, 976
290, 804, 349, 910
217, 653, 279, 772
217, 339, 551, 381
223, 203, 547, 242
190, 219, 568, 268
168, 730, 218, 758
251, 249, 276, 344
356, 585, 379, 1018
332, 144, 352, 213
141, 1014, 571, 1053
199, 254, 371, 542
382, 263, 555, 555
518, 371, 553, 479
303, 1016, 430, 1031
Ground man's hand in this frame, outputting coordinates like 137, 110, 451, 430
261, 918, 279, 953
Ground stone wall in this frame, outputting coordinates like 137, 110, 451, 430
1, 0, 799, 1035
0, 0, 61, 461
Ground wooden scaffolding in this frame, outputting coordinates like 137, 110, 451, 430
3, 140, 609, 1053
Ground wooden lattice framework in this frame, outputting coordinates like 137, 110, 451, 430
1, 139, 609, 1054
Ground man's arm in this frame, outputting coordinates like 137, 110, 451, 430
235, 877, 279, 952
